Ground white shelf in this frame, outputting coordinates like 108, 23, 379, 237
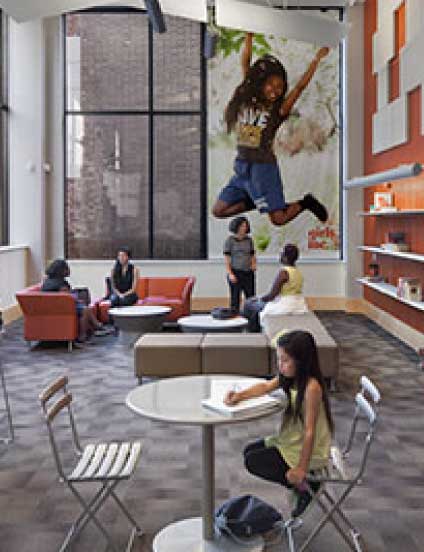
356, 278, 424, 312
358, 246, 424, 263
358, 209, 424, 217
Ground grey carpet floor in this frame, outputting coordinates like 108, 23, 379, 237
0, 312, 423, 552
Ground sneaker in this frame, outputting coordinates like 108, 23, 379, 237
290, 480, 321, 518
301, 193, 328, 222
94, 326, 115, 337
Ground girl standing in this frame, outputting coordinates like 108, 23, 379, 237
225, 330, 333, 517
213, 32, 329, 227
223, 216, 256, 313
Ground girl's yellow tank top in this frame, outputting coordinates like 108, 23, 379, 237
265, 387, 331, 470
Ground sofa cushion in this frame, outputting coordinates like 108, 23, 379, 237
147, 278, 189, 298
135, 278, 148, 299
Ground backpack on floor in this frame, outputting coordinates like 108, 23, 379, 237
215, 494, 283, 539
210, 307, 238, 320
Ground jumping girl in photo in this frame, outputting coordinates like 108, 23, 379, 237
212, 32, 330, 227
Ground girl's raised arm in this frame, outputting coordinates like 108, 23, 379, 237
280, 46, 329, 119
241, 32, 254, 77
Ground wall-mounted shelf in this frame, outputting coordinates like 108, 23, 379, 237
358, 209, 424, 217
357, 278, 424, 312
358, 246, 424, 264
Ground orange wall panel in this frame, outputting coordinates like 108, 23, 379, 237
363, 0, 424, 333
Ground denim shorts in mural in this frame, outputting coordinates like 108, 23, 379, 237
218, 158, 286, 214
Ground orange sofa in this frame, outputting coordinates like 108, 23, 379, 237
16, 284, 80, 348
96, 276, 196, 324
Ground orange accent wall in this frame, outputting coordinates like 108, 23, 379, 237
363, 0, 424, 334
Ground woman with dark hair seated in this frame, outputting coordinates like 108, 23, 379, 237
42, 259, 111, 342
242, 243, 306, 332
109, 247, 139, 308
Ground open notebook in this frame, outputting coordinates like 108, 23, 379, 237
201, 379, 281, 417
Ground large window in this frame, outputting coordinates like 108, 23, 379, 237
0, 11, 8, 246
65, 9, 206, 259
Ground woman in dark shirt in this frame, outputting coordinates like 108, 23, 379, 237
110, 247, 139, 308
42, 259, 110, 342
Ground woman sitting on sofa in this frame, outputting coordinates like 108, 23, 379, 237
42, 259, 110, 342
243, 243, 307, 332
109, 247, 139, 308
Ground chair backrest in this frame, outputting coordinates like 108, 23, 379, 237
39, 376, 82, 478
343, 375, 380, 457
360, 375, 381, 404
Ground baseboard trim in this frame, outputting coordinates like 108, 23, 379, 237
2, 304, 22, 325
192, 296, 364, 313
360, 300, 424, 351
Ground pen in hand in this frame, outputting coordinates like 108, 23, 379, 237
224, 383, 240, 406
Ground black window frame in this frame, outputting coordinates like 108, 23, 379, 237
0, 10, 9, 246
63, 6, 207, 260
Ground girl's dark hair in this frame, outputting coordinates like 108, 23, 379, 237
280, 243, 299, 266
229, 216, 250, 234
225, 55, 288, 133
45, 259, 70, 279
277, 330, 334, 434
117, 247, 132, 258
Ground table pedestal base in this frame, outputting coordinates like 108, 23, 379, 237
153, 517, 264, 552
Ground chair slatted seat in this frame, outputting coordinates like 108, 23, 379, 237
40, 376, 143, 552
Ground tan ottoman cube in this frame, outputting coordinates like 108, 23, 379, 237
264, 313, 339, 384
201, 333, 270, 377
134, 333, 203, 384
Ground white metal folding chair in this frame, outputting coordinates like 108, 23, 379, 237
285, 376, 381, 552
39, 376, 143, 552
0, 358, 14, 444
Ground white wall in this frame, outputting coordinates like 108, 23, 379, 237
67, 259, 346, 300
344, 4, 364, 298
0, 246, 28, 309
9, 19, 46, 283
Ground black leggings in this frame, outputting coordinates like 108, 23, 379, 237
243, 439, 292, 487
109, 292, 138, 308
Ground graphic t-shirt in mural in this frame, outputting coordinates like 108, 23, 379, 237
236, 103, 286, 164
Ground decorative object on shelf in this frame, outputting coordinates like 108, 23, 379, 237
374, 191, 393, 210
344, 163, 422, 189
367, 263, 384, 282
381, 231, 409, 252
397, 277, 422, 302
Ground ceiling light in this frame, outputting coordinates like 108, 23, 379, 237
215, 0, 348, 48
344, 164, 423, 189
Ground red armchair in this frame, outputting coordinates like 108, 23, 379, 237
96, 276, 196, 324
16, 284, 78, 350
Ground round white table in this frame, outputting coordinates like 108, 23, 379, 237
126, 375, 283, 552
109, 305, 171, 345
178, 314, 248, 333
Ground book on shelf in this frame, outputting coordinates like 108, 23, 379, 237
377, 206, 398, 213
201, 379, 282, 417
364, 275, 385, 283
380, 243, 410, 252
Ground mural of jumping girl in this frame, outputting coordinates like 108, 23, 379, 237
212, 32, 330, 227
